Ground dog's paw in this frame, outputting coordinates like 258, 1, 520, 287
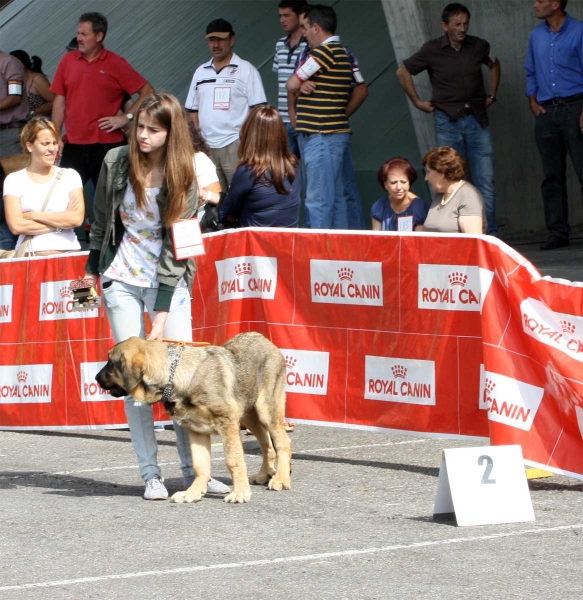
223, 488, 252, 503
267, 476, 291, 491
249, 471, 274, 485
170, 489, 204, 503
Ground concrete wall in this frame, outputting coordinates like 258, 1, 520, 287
417, 0, 583, 240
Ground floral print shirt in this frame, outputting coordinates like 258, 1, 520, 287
104, 184, 162, 288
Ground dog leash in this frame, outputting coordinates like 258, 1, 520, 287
162, 344, 185, 402
162, 338, 210, 346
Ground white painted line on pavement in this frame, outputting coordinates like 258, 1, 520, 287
295, 439, 430, 454
1, 524, 582, 592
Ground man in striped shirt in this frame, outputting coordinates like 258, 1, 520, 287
273, 0, 308, 158
294, 39, 368, 230
286, 5, 355, 229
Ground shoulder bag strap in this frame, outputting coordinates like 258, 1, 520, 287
16, 168, 64, 258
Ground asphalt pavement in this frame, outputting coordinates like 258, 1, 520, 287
514, 237, 583, 282
1, 425, 581, 600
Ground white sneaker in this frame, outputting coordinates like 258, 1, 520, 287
207, 478, 230, 494
183, 475, 230, 494
144, 476, 168, 500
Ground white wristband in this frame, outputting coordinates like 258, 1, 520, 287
206, 190, 213, 202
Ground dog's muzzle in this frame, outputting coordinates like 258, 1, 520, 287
95, 364, 127, 398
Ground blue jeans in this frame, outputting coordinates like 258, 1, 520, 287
285, 122, 300, 159
343, 144, 365, 229
101, 278, 194, 482
434, 110, 498, 236
298, 132, 350, 229
0, 221, 17, 250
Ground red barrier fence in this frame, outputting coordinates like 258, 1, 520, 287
1, 229, 582, 479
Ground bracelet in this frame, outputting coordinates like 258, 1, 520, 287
206, 189, 213, 202
55, 227, 62, 233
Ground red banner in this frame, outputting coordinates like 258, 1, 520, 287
1, 230, 582, 479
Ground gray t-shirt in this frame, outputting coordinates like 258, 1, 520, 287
423, 181, 485, 233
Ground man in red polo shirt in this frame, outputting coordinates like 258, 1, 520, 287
51, 12, 154, 188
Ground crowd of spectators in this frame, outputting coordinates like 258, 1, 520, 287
1, 1, 581, 249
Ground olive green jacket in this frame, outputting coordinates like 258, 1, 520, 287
85, 145, 197, 312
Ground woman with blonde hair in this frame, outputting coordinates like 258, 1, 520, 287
212, 105, 301, 227
83, 92, 229, 500
3, 116, 84, 256
421, 146, 485, 234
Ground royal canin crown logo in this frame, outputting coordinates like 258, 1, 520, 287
448, 272, 468, 287
310, 259, 383, 307
560, 320, 576, 335
60, 286, 73, 299
337, 267, 354, 282
391, 365, 407, 379
521, 299, 583, 362
282, 350, 329, 394
17, 371, 28, 383
480, 369, 544, 431
418, 265, 493, 312
365, 356, 435, 405
234, 263, 252, 276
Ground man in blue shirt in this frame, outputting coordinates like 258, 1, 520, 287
525, 0, 583, 250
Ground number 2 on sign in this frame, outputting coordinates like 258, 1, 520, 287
478, 455, 496, 484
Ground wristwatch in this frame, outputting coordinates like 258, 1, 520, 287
126, 113, 134, 122
487, 95, 497, 102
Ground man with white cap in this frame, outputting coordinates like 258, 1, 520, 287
186, 18, 267, 192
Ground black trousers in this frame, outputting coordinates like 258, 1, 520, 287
61, 142, 124, 189
534, 98, 583, 240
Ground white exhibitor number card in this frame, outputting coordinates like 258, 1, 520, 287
397, 215, 413, 232
171, 218, 205, 259
433, 445, 535, 526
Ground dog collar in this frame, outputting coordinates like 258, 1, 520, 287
162, 344, 184, 402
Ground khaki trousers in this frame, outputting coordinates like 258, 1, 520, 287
210, 139, 240, 193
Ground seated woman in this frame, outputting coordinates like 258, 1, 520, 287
421, 147, 485, 234
214, 105, 301, 228
371, 157, 427, 231
3, 117, 84, 256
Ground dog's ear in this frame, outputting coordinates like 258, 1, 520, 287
121, 349, 146, 397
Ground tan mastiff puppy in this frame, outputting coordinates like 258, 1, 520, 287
96, 332, 292, 504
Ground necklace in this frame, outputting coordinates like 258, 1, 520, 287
440, 180, 464, 207
145, 186, 160, 203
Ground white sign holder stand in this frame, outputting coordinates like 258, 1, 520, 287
433, 445, 535, 526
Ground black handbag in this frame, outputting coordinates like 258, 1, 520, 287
198, 202, 225, 233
